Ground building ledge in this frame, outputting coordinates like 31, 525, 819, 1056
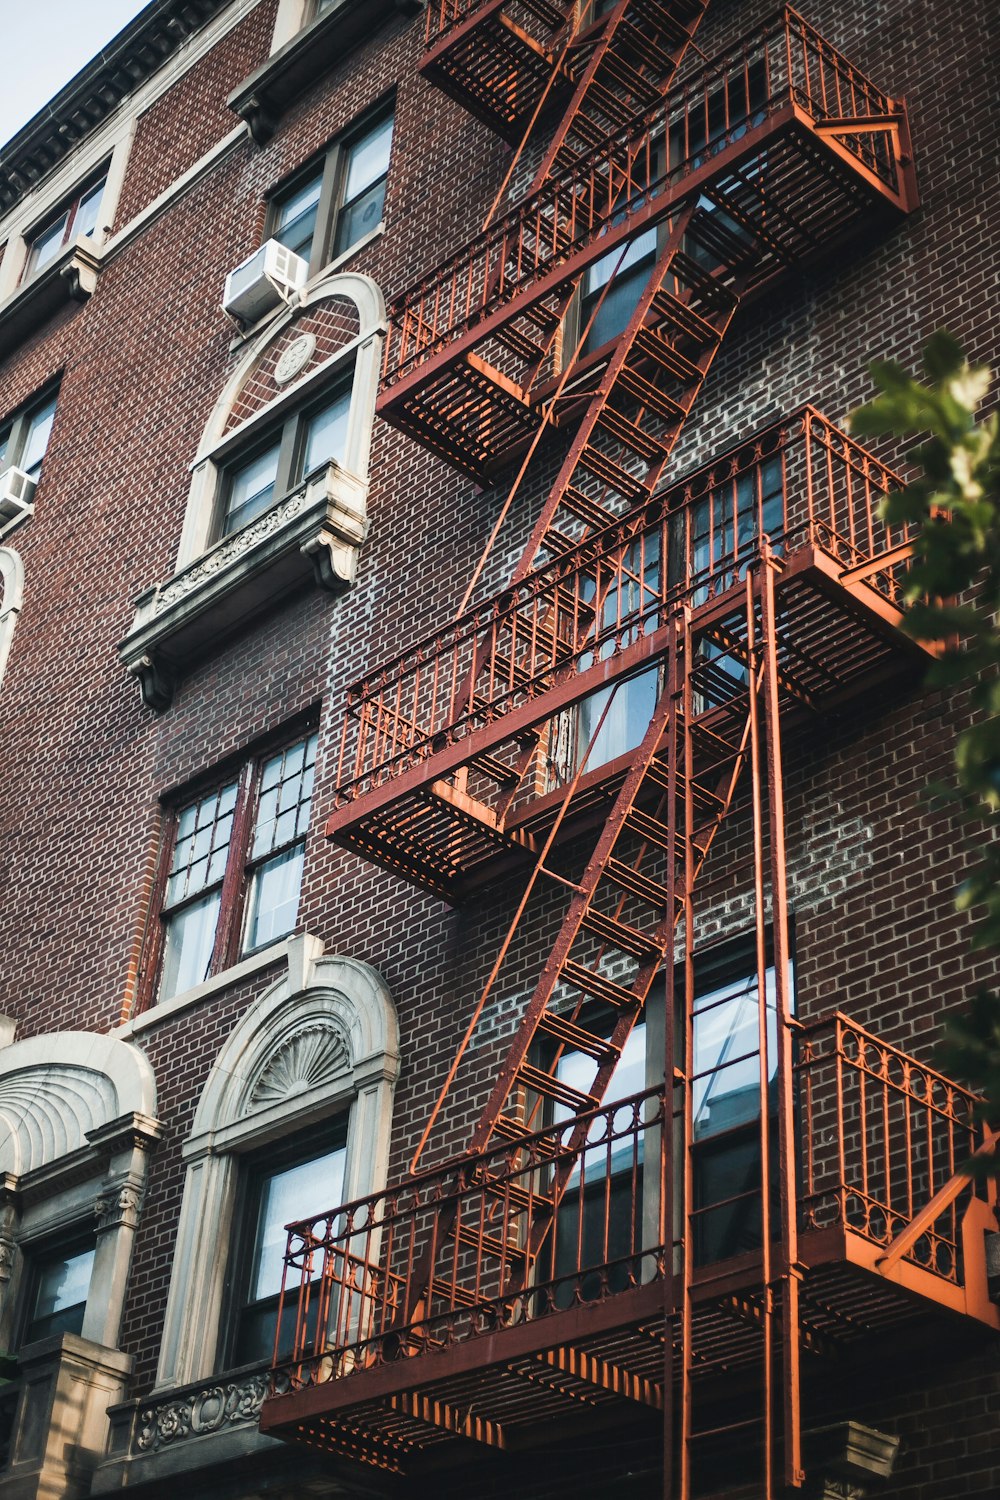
118, 460, 368, 710
0, 239, 102, 362
0, 1334, 132, 1499
228, 0, 426, 145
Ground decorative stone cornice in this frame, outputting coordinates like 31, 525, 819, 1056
0, 0, 227, 216
229, 0, 426, 146
0, 238, 104, 362
119, 460, 369, 710
135, 1370, 269, 1452
86, 1111, 164, 1158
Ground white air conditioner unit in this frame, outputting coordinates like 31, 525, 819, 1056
0, 467, 36, 535
222, 239, 308, 326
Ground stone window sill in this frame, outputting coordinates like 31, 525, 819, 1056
0, 238, 102, 361
118, 459, 368, 710
113, 938, 292, 1038
228, 0, 424, 145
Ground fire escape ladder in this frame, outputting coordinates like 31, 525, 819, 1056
403, 613, 761, 1332
530, 0, 709, 186
512, 219, 741, 584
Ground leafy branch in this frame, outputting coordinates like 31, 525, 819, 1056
848, 331, 1000, 1146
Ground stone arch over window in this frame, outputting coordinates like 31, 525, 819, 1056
0, 1030, 161, 1352
0, 547, 23, 695
155, 939, 398, 1391
119, 273, 385, 709
175, 271, 385, 571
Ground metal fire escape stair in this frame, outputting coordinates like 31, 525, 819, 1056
256, 8, 945, 1497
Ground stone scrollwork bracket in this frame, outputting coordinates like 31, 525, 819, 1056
129, 652, 175, 713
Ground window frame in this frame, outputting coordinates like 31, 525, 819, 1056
142, 721, 320, 1011
224, 1121, 349, 1370
19, 1229, 97, 1348
267, 97, 394, 275
0, 384, 59, 485
21, 167, 109, 285
215, 375, 352, 540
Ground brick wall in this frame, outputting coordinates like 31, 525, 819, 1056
0, 0, 997, 1490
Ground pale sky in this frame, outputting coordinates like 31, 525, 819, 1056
0, 0, 152, 149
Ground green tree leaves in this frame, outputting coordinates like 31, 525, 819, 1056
848, 336, 1000, 1146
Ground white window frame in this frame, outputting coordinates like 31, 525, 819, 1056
154, 940, 398, 1391
175, 270, 384, 570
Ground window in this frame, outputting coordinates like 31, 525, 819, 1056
154, 956, 398, 1393
22, 1239, 96, 1345
540, 937, 793, 1301
689, 943, 789, 1265
0, 388, 57, 484
229, 1127, 347, 1366
270, 105, 393, 272
219, 385, 350, 537
22, 172, 107, 282
155, 730, 318, 1004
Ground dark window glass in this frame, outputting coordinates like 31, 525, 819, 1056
232, 1131, 347, 1367
0, 388, 59, 485
24, 1243, 95, 1344
334, 113, 394, 256
219, 383, 351, 540
270, 107, 393, 273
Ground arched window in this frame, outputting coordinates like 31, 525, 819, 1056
119, 273, 385, 709
154, 943, 398, 1394
0, 1031, 160, 1497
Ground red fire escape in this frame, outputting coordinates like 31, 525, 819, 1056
259, 4, 997, 1495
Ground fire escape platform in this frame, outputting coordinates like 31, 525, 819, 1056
259, 1232, 997, 1474
380, 59, 916, 480
327, 537, 926, 905
420, 0, 574, 144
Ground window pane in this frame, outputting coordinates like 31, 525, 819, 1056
27, 1246, 95, 1343
244, 843, 305, 951
224, 442, 280, 535
343, 114, 393, 203
27, 213, 70, 277
692, 968, 778, 1141
20, 397, 57, 480
334, 179, 387, 256
0, 427, 9, 470
73, 177, 107, 240
274, 173, 322, 262
251, 1146, 346, 1303
167, 782, 238, 906
303, 391, 350, 474
251, 734, 318, 860
160, 889, 221, 1000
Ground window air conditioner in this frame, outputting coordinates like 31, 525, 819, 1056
222, 239, 308, 326
0, 467, 36, 535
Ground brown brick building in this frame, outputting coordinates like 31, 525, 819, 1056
0, 1, 996, 1497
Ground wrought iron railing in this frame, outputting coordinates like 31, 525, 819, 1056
269, 1012, 988, 1398
383, 9, 905, 390
332, 408, 909, 806
798, 1011, 988, 1281
272, 1085, 672, 1395
425, 0, 568, 50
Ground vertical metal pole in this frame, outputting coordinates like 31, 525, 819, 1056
663, 620, 680, 1500
679, 606, 695, 1500
746, 566, 774, 1500
761, 547, 804, 1488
